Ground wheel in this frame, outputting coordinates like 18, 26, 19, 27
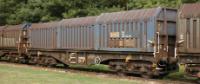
140, 66, 153, 78
46, 57, 57, 67
115, 65, 126, 76
141, 72, 153, 79
116, 69, 126, 76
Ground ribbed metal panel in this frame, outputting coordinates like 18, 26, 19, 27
97, 8, 159, 24
57, 16, 97, 50
30, 22, 58, 49
0, 7, 177, 53
177, 3, 200, 53
0, 25, 21, 48
96, 8, 162, 52
0, 26, 5, 47
179, 3, 200, 18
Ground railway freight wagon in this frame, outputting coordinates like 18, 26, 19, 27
0, 7, 178, 77
177, 3, 200, 78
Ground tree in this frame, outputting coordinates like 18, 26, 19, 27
0, 0, 199, 25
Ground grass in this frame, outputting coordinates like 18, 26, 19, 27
164, 65, 198, 82
0, 63, 140, 84
0, 63, 197, 84
69, 64, 110, 72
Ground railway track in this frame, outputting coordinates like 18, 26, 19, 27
0, 61, 195, 84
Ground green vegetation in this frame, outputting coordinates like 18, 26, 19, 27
0, 64, 140, 84
67, 64, 198, 82
164, 65, 198, 82
0, 63, 197, 84
69, 64, 110, 72
0, 0, 200, 25
71, 64, 198, 82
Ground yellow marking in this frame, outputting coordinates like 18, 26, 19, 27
152, 63, 157, 68
110, 32, 120, 38
78, 57, 85, 64
125, 55, 132, 62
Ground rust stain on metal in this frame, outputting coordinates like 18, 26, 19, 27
179, 3, 200, 18
61, 16, 97, 26
97, 8, 159, 23
31, 22, 58, 29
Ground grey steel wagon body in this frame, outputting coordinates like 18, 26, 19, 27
0, 7, 178, 78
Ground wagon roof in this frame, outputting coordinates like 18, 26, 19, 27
31, 21, 58, 29
0, 24, 31, 31
0, 26, 5, 31
179, 3, 200, 18
1, 25, 22, 31
0, 26, 5, 29
97, 7, 161, 23
60, 16, 97, 27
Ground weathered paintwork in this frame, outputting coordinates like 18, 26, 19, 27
177, 3, 200, 54
177, 3, 200, 78
0, 7, 177, 57
29, 22, 58, 49
0, 7, 179, 77
0, 25, 21, 48
57, 16, 97, 50
97, 7, 157, 52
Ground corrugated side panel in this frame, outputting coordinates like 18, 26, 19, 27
178, 3, 200, 53
30, 27, 57, 49
0, 25, 20, 48
95, 7, 161, 52
57, 16, 97, 50
95, 8, 160, 52
177, 17, 200, 53
0, 26, 4, 47
58, 25, 95, 50
177, 3, 200, 53
97, 19, 155, 52
30, 22, 57, 49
